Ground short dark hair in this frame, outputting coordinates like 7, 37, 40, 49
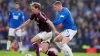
15, 2, 20, 5
53, 1, 62, 5
30, 2, 41, 10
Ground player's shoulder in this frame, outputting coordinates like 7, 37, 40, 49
62, 7, 69, 12
19, 10, 24, 14
61, 7, 70, 14
39, 11, 47, 17
40, 11, 45, 15
39, 11, 49, 19
59, 8, 67, 15
10, 9, 15, 12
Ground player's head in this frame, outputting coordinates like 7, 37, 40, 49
30, 2, 41, 14
15, 2, 20, 10
53, 1, 62, 12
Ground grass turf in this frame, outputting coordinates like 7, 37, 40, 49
0, 51, 100, 56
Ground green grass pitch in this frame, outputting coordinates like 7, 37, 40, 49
0, 51, 100, 56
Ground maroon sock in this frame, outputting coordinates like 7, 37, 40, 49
32, 42, 40, 56
46, 50, 58, 56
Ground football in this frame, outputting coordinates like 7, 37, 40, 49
25, 54, 32, 56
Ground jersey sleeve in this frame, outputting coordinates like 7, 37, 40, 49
21, 12, 25, 24
30, 14, 35, 20
8, 11, 12, 23
52, 12, 68, 25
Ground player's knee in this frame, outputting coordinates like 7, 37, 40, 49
31, 38, 36, 43
54, 37, 61, 42
8, 37, 11, 41
53, 38, 57, 42
18, 37, 22, 42
8, 36, 13, 41
30, 39, 33, 43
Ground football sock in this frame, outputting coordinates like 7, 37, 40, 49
32, 42, 40, 56
55, 42, 62, 49
6, 40, 11, 50
61, 44, 73, 56
18, 42, 22, 51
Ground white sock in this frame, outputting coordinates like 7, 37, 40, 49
6, 40, 11, 50
61, 44, 73, 56
18, 42, 22, 51
55, 42, 62, 49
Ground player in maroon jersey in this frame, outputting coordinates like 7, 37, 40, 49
15, 2, 59, 56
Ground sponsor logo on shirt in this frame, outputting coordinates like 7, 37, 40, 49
13, 15, 19, 20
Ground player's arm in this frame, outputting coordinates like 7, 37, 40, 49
21, 12, 25, 24
46, 20, 58, 32
16, 14, 34, 31
17, 19, 31, 29
42, 13, 59, 34
52, 13, 67, 25
14, 19, 31, 32
21, 12, 25, 31
8, 11, 12, 24
7, 11, 12, 29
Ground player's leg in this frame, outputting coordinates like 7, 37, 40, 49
54, 29, 77, 56
42, 42, 58, 56
6, 36, 14, 51
54, 35, 73, 56
41, 31, 58, 56
18, 36, 23, 53
6, 28, 15, 51
53, 34, 63, 50
16, 29, 23, 53
61, 37, 73, 56
41, 42, 49, 54
31, 35, 41, 56
31, 32, 50, 56
61, 30, 77, 56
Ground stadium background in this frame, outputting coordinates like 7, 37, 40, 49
0, 0, 100, 55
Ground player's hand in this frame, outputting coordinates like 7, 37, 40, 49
14, 28, 19, 33
6, 24, 10, 30
6, 26, 9, 30
54, 30, 59, 36
21, 28, 24, 32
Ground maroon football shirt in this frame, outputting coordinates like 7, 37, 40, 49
30, 12, 51, 32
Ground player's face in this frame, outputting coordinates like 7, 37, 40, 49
15, 4, 20, 10
31, 7, 39, 14
53, 5, 60, 12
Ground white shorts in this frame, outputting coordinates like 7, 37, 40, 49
60, 29, 77, 40
36, 31, 52, 43
8, 28, 22, 36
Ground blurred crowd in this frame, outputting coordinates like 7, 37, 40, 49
0, 0, 100, 49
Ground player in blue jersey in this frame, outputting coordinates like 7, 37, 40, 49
52, 1, 77, 56
6, 2, 24, 53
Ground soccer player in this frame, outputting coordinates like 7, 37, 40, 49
6, 2, 25, 53
15, 2, 58, 56
52, 1, 77, 56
